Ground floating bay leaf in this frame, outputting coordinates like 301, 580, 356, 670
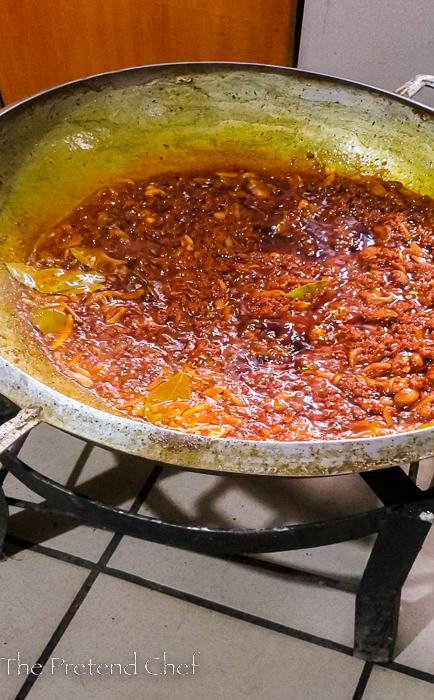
145, 372, 191, 423
286, 280, 328, 299
7, 263, 105, 294
5, 263, 39, 288
32, 308, 69, 335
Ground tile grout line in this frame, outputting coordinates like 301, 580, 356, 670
351, 662, 373, 700
382, 660, 434, 686
4, 532, 354, 656
12, 464, 162, 700
101, 563, 355, 655
4, 529, 358, 594
5, 535, 95, 570
6, 473, 434, 690
7, 526, 434, 695
14, 568, 99, 700
11, 541, 434, 689
226, 553, 358, 593
7, 534, 434, 687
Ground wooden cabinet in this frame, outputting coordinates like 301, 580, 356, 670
0, 0, 297, 104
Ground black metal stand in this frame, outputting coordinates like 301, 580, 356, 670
0, 401, 433, 663
355, 467, 434, 662
0, 480, 7, 560
0, 396, 18, 559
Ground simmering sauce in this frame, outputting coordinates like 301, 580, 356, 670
10, 168, 434, 440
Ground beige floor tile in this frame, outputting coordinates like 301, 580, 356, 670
7, 507, 114, 563
415, 457, 434, 490
25, 573, 363, 700
4, 423, 98, 503
5, 424, 434, 686
142, 467, 380, 530
280, 457, 431, 584
4, 423, 156, 561
107, 466, 383, 648
9, 423, 155, 504
363, 666, 434, 699
141, 466, 380, 580
109, 536, 357, 647
261, 536, 374, 582
0, 547, 88, 699
394, 526, 434, 675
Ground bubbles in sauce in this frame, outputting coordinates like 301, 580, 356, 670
14, 167, 434, 441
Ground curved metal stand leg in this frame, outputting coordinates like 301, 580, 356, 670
354, 505, 433, 662
2, 420, 434, 662
0, 478, 8, 560
0, 450, 385, 555
0, 397, 19, 561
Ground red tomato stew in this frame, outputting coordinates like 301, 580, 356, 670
9, 168, 434, 440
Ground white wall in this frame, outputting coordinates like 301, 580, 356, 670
298, 0, 434, 106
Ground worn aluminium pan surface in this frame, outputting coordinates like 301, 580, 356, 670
1, 63, 434, 476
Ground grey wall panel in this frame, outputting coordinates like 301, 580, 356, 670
298, 0, 434, 106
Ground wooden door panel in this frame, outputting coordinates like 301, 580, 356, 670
0, 0, 296, 104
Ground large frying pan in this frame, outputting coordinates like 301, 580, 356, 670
1, 63, 434, 477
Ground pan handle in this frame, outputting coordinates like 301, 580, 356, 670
396, 74, 434, 98
0, 408, 41, 455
